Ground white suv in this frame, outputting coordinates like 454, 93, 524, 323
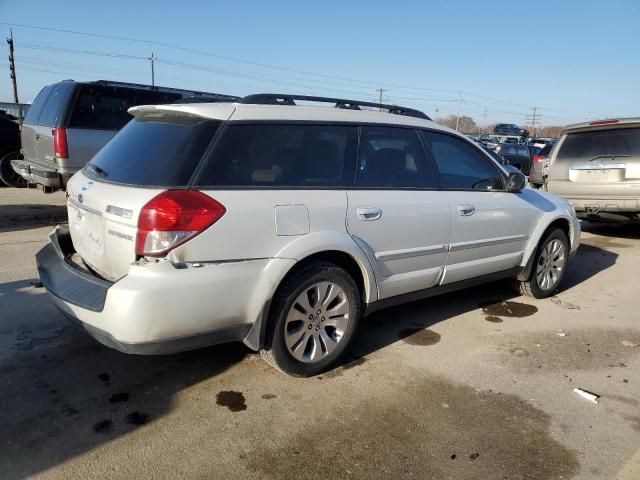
36, 94, 580, 376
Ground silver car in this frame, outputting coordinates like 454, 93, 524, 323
36, 94, 580, 376
547, 117, 640, 222
12, 80, 236, 192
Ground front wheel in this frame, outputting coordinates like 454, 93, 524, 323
515, 228, 569, 298
260, 262, 361, 377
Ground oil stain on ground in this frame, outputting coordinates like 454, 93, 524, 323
398, 328, 441, 346
216, 391, 247, 412
245, 374, 579, 479
125, 411, 149, 426
480, 300, 538, 318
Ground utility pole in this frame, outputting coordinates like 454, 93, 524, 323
483, 107, 487, 134
435, 107, 439, 122
376, 88, 386, 111
6, 29, 22, 123
149, 51, 156, 86
530, 106, 537, 137
526, 106, 540, 137
455, 91, 462, 131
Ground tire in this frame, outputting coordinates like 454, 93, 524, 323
260, 261, 361, 377
0, 151, 26, 188
515, 228, 569, 299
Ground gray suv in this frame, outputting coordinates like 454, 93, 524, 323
546, 118, 640, 222
12, 80, 236, 191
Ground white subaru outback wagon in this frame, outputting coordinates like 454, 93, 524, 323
36, 94, 580, 376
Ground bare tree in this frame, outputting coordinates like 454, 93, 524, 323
436, 115, 478, 134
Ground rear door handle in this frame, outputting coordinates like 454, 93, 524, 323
357, 207, 382, 221
457, 205, 475, 216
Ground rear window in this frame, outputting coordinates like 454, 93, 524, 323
557, 127, 640, 160
196, 124, 357, 187
23, 85, 54, 125
85, 115, 220, 186
539, 143, 553, 156
68, 85, 182, 130
38, 82, 76, 127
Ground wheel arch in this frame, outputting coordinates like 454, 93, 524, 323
243, 235, 377, 351
517, 215, 573, 281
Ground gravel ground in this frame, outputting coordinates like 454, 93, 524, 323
1, 187, 639, 479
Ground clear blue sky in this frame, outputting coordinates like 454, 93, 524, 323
1, 0, 638, 126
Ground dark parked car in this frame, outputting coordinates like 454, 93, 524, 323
497, 144, 532, 174
12, 80, 237, 192
0, 111, 25, 187
494, 123, 529, 137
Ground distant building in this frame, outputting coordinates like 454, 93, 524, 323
0, 101, 30, 120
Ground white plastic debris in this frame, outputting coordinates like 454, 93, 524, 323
573, 388, 599, 404
556, 333, 568, 337
622, 340, 639, 348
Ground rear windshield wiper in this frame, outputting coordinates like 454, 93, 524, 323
86, 163, 108, 177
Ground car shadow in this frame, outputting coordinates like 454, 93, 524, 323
0, 203, 67, 233
0, 279, 247, 480
339, 236, 619, 366
580, 220, 640, 240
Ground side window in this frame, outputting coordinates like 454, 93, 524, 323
356, 126, 435, 188
23, 85, 54, 125
39, 83, 75, 127
423, 131, 504, 191
197, 124, 356, 187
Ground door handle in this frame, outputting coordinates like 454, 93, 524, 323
356, 207, 382, 221
35, 133, 40, 140
457, 205, 475, 216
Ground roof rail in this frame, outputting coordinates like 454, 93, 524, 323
90, 79, 239, 100
238, 93, 431, 120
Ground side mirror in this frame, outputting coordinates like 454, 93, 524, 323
506, 171, 527, 192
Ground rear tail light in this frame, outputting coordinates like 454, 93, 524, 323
135, 190, 226, 257
53, 128, 68, 159
532, 155, 546, 163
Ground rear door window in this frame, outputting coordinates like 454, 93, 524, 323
38, 82, 76, 127
197, 124, 357, 187
68, 85, 182, 131
557, 128, 640, 160
86, 115, 220, 186
356, 126, 435, 188
23, 85, 55, 125
422, 131, 504, 190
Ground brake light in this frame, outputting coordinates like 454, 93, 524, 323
135, 190, 226, 257
589, 119, 619, 126
533, 155, 546, 163
53, 128, 68, 159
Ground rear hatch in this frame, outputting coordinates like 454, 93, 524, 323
66, 108, 225, 281
548, 123, 640, 195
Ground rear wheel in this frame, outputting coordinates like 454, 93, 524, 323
260, 261, 361, 377
0, 151, 26, 188
515, 228, 569, 298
